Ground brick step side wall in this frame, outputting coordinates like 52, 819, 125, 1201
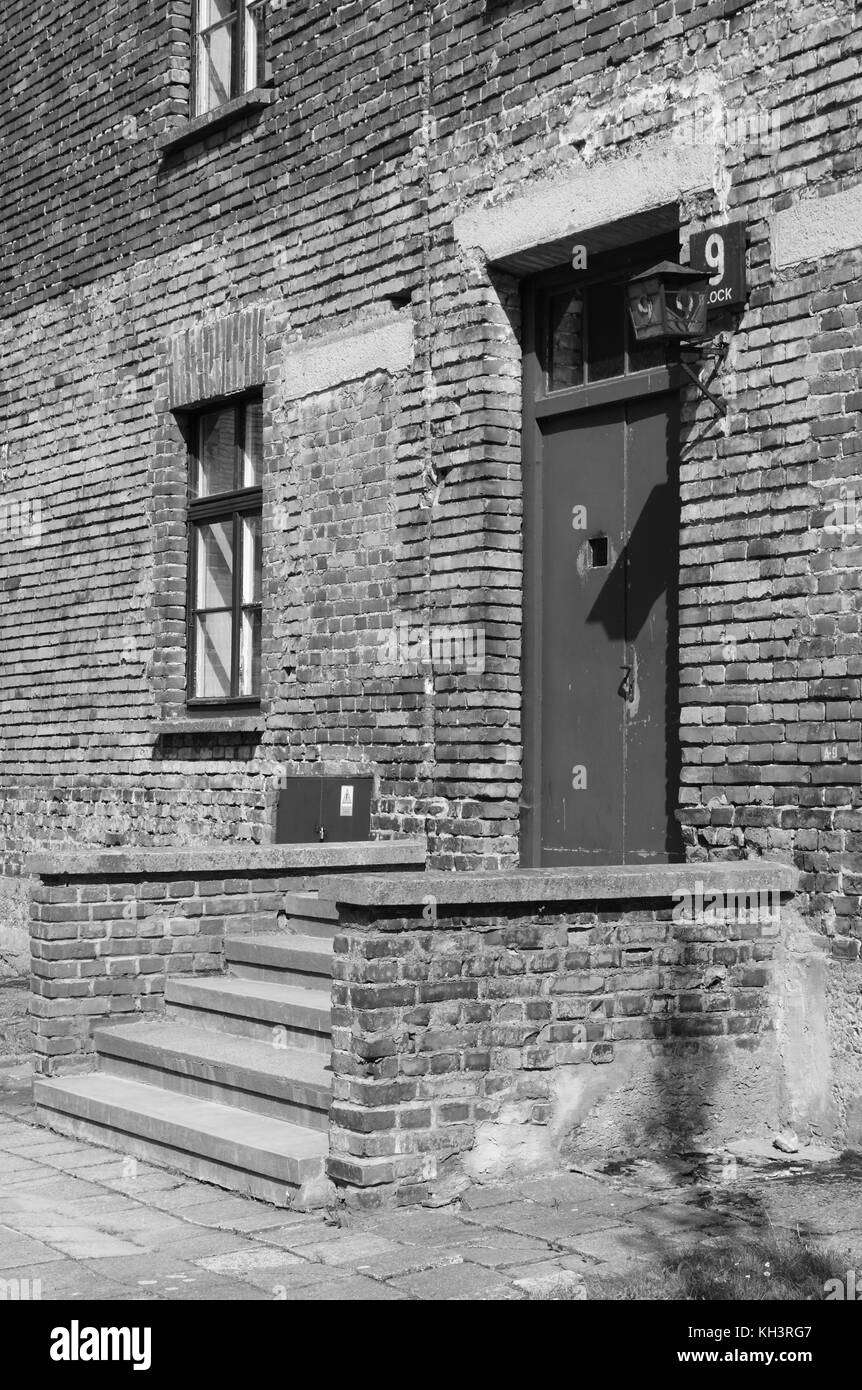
319, 866, 828, 1208
29, 841, 425, 1073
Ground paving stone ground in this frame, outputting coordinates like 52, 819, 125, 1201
2, 1067, 862, 1301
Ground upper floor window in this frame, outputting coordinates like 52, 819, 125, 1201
187, 398, 263, 704
193, 0, 268, 117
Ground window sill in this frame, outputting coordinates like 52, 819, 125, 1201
156, 716, 264, 737
157, 88, 275, 157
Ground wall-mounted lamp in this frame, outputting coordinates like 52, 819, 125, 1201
627, 260, 709, 341
627, 260, 726, 416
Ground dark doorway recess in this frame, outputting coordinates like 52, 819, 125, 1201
521, 233, 684, 867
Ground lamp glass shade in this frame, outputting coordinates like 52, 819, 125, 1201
627, 262, 710, 342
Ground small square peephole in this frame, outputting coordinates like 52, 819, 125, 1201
589, 536, 609, 569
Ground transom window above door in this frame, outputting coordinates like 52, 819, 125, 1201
193, 0, 269, 117
541, 235, 679, 394
545, 279, 669, 391
186, 397, 263, 705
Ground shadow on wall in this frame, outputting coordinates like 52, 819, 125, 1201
550, 1035, 738, 1167
644, 1046, 728, 1154
556, 899, 837, 1165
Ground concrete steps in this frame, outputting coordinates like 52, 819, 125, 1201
35, 901, 338, 1208
226, 931, 332, 988
92, 1019, 332, 1129
33, 1073, 330, 1207
166, 976, 331, 1051
282, 891, 339, 939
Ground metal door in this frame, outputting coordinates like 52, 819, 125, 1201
521, 239, 683, 866
537, 394, 679, 862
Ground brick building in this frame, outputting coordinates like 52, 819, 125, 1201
1, 0, 861, 1202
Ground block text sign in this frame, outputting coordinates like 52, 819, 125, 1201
689, 222, 747, 310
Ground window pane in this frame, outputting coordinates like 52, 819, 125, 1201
199, 0, 236, 29
239, 608, 261, 697
242, 400, 263, 487
241, 514, 262, 605
197, 409, 236, 497
197, 19, 235, 115
586, 281, 625, 382
195, 612, 233, 698
547, 290, 584, 391
245, 1, 266, 90
196, 520, 234, 609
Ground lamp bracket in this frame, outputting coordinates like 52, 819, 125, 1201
678, 359, 727, 417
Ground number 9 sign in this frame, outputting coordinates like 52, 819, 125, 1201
704, 231, 725, 286
689, 222, 746, 310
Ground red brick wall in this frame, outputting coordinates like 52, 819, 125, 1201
0, 3, 860, 989
31, 863, 344, 1073
328, 891, 794, 1207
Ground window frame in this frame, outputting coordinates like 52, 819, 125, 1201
185, 396, 263, 709
190, 0, 269, 120
538, 233, 680, 398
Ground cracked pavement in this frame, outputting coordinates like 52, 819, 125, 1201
2, 1071, 862, 1301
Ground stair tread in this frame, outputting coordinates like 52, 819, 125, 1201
35, 1074, 328, 1161
284, 891, 338, 921
226, 932, 333, 958
93, 1020, 332, 1091
168, 976, 330, 1011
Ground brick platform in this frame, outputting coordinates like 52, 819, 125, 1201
318, 863, 814, 1206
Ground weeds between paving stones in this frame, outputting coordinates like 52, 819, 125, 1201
561, 1228, 853, 1301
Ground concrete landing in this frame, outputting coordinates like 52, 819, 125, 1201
317, 860, 799, 907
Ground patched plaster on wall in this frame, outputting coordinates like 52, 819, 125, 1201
280, 310, 414, 401
774, 184, 862, 268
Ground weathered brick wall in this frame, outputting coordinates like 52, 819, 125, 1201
1, 5, 860, 983
327, 888, 819, 1206
0, 0, 430, 865
30, 871, 274, 1074
422, 0, 862, 885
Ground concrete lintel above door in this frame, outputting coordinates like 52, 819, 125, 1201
454, 145, 714, 274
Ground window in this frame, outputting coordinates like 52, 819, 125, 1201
546, 279, 667, 392
541, 235, 680, 393
187, 398, 263, 704
193, 0, 268, 117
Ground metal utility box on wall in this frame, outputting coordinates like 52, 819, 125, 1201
275, 776, 374, 844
